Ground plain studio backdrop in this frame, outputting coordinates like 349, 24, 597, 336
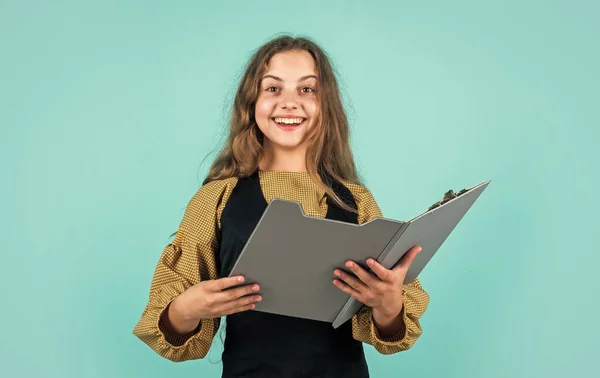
1, 1, 598, 377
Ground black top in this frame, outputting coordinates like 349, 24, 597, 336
217, 170, 370, 378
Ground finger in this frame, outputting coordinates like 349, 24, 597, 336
332, 279, 365, 302
392, 245, 422, 272
334, 268, 368, 292
211, 276, 246, 291
219, 294, 262, 313
218, 283, 260, 303
366, 258, 394, 283
344, 261, 379, 288
219, 302, 257, 317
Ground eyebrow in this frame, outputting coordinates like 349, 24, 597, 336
262, 74, 317, 82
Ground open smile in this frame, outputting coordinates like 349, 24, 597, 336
272, 117, 306, 130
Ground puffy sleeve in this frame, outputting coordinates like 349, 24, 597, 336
344, 182, 431, 354
132, 177, 238, 362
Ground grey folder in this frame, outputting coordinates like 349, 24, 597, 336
228, 180, 491, 328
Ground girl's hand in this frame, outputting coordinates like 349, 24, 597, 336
332, 245, 422, 318
172, 276, 262, 320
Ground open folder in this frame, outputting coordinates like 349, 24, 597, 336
228, 180, 491, 328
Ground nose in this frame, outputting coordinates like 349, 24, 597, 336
279, 90, 299, 110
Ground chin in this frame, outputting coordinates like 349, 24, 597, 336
265, 137, 306, 150
259, 122, 313, 151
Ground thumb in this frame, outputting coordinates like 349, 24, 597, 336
393, 245, 422, 272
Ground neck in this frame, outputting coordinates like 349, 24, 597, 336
259, 142, 308, 172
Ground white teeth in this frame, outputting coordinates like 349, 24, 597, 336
274, 117, 303, 125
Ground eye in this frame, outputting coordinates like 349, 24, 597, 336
300, 87, 315, 93
266, 86, 279, 92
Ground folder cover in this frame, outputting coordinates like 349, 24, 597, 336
228, 180, 491, 328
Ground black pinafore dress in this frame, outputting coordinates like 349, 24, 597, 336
217, 171, 370, 378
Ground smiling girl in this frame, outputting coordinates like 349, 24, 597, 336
133, 35, 430, 378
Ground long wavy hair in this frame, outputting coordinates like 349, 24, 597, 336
203, 34, 363, 212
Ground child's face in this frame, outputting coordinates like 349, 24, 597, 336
255, 49, 319, 153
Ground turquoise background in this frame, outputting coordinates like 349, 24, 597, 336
1, 0, 598, 377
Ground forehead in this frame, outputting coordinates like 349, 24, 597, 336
264, 50, 317, 79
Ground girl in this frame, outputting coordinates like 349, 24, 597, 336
133, 35, 430, 377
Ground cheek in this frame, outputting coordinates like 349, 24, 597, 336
303, 99, 319, 120
255, 97, 275, 122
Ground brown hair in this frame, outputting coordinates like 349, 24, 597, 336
204, 34, 362, 212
